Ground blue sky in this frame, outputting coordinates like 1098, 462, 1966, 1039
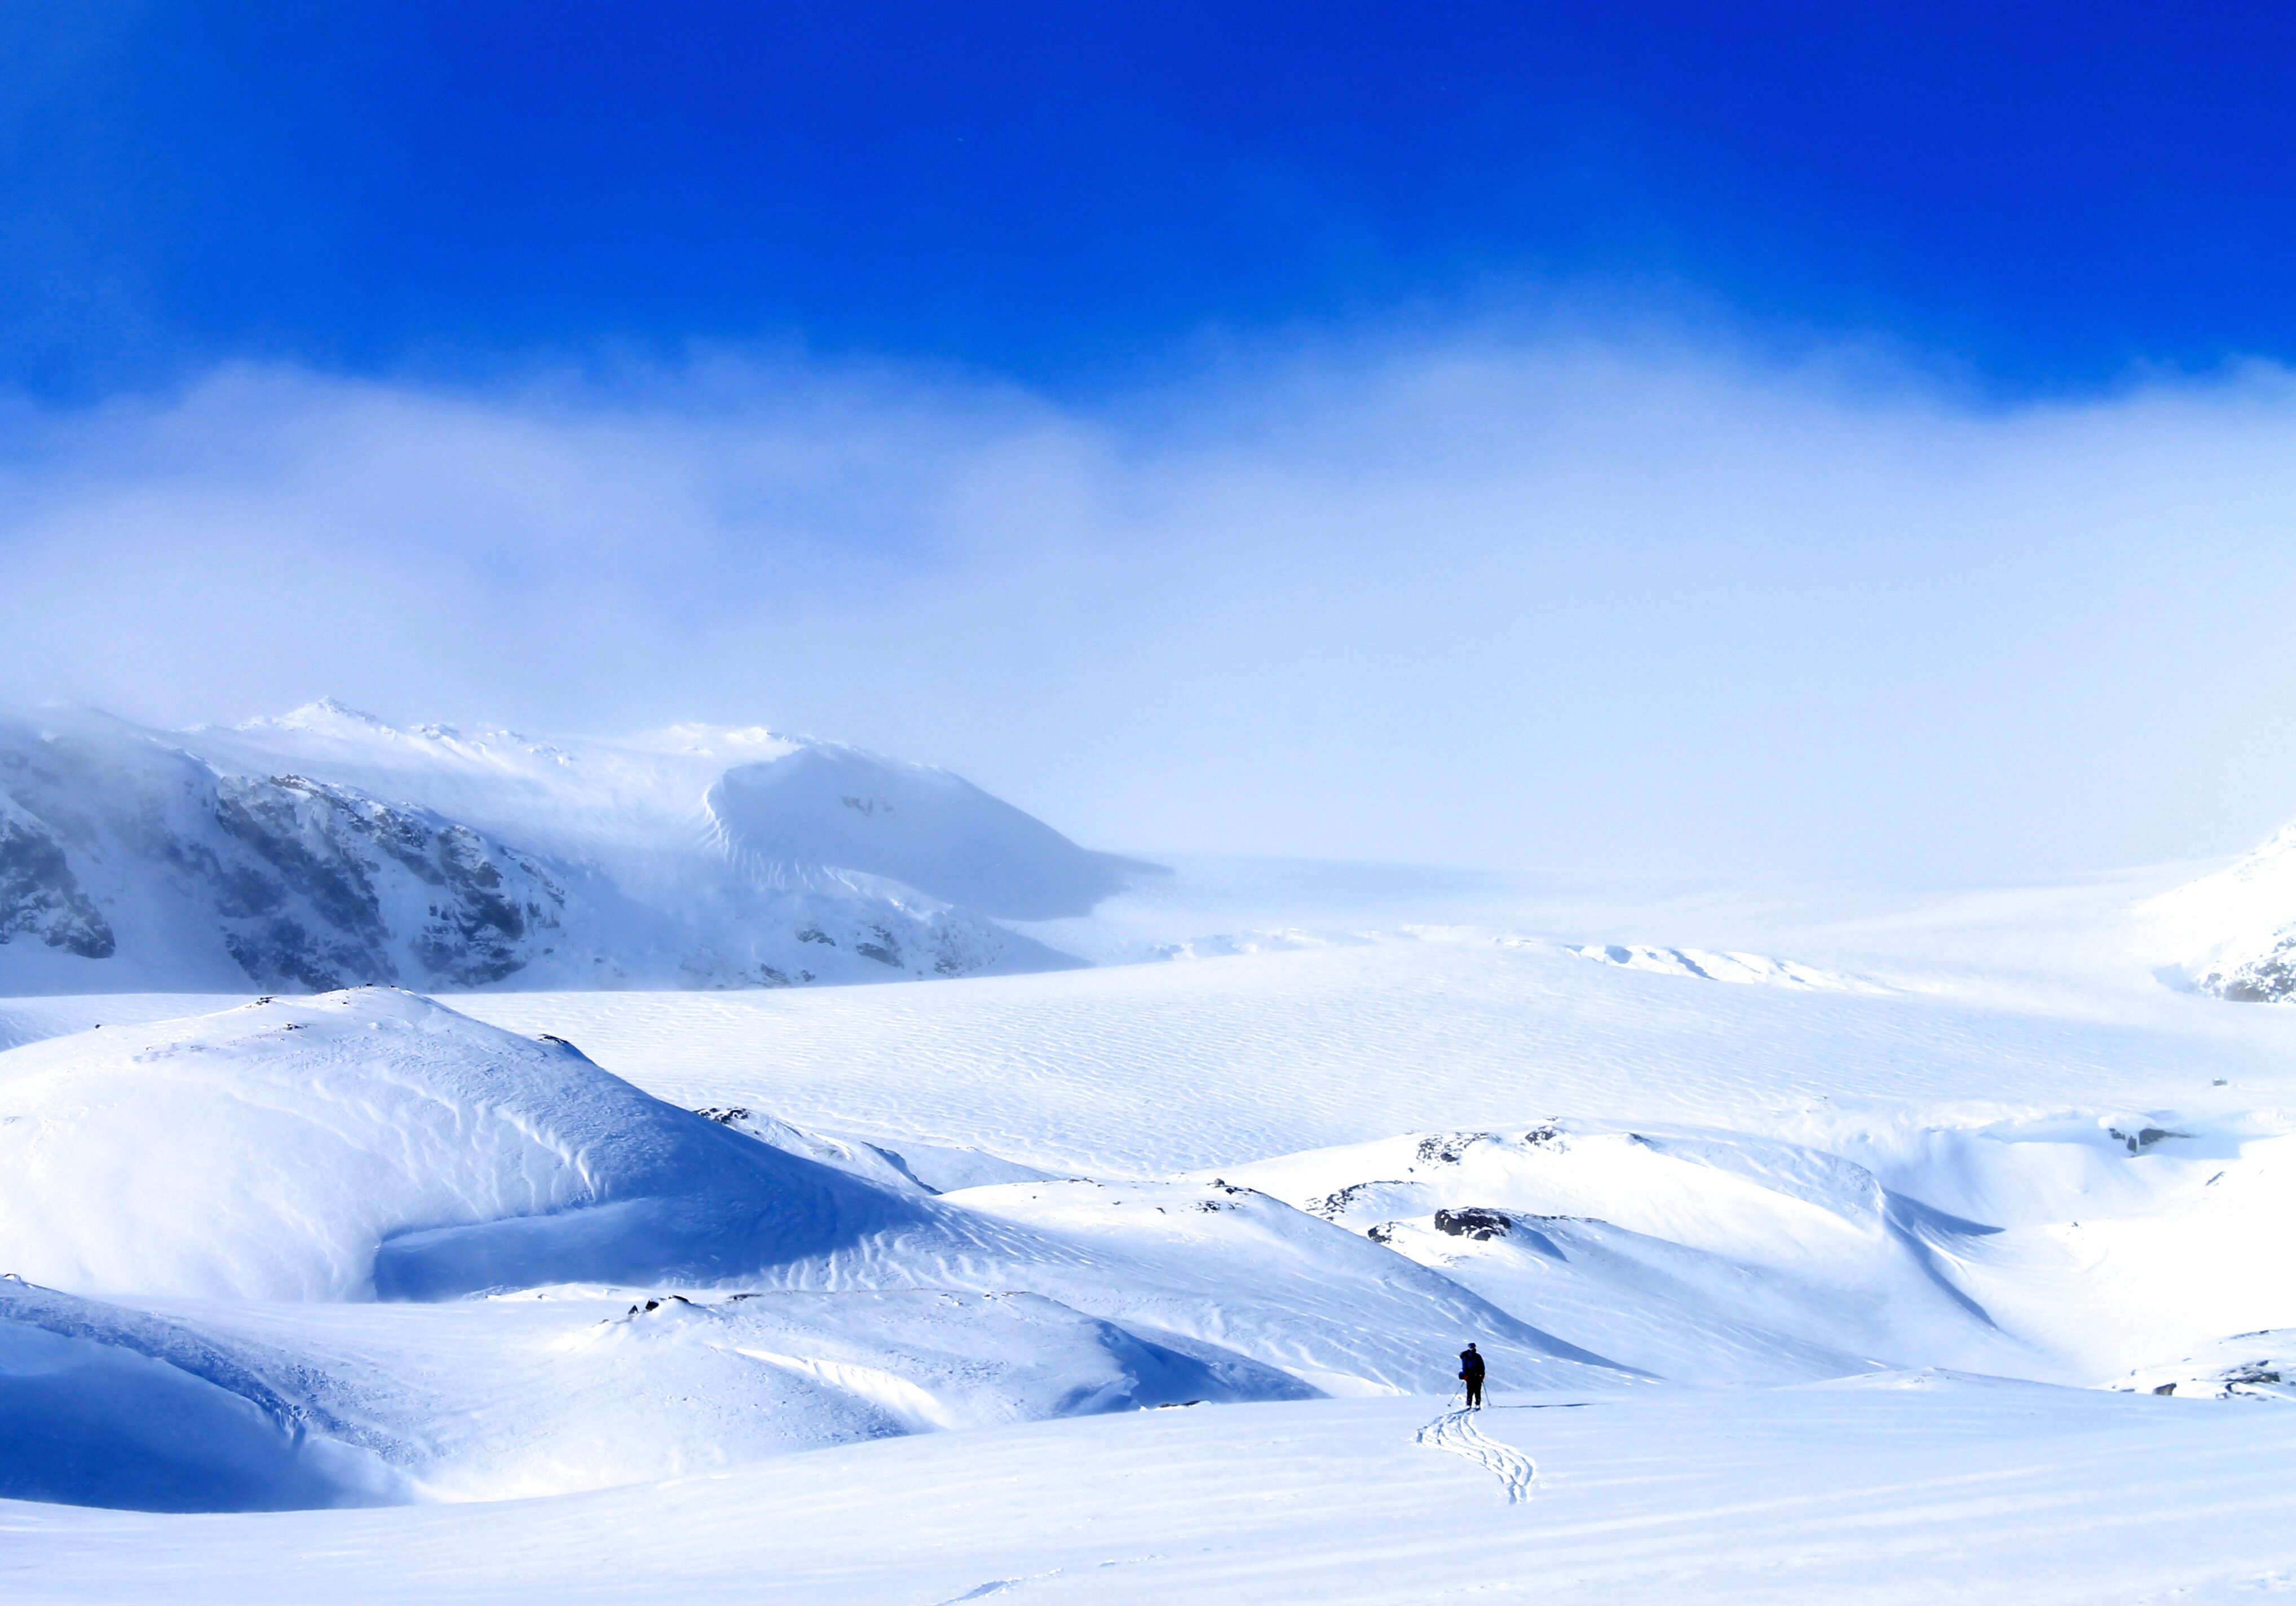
10, 2, 2296, 397
3, 5, 2295, 883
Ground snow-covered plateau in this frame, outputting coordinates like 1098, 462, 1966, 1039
5, 720, 2296, 1601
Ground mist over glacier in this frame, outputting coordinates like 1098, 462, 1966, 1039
5, 336, 2295, 885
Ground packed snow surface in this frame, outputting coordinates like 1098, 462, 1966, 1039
4, 850, 2295, 1599
6, 1389, 2294, 1603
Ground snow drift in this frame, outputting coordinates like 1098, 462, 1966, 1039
0, 989, 935, 1300
0, 1278, 402, 1511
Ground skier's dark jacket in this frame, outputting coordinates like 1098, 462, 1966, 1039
1458, 1348, 1485, 1382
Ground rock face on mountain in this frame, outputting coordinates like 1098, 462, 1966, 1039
2202, 934, 2296, 1003
2143, 822, 2296, 1004
0, 792, 116, 960
0, 703, 1148, 995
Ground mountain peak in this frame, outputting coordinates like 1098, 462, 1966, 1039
238, 698, 400, 735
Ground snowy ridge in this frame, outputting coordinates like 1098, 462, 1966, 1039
0, 990, 935, 1301
1566, 941, 1882, 991
0, 703, 1149, 995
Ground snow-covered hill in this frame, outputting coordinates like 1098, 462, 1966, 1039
0, 988, 1642, 1504
0, 703, 1154, 995
2143, 820, 2296, 1002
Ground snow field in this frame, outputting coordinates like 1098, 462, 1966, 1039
5, 1384, 2294, 1604
3, 854, 2296, 1599
447, 932, 2296, 1181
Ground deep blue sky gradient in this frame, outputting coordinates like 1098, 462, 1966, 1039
6, 2, 2295, 397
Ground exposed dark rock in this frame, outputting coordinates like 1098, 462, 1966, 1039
0, 804, 114, 959
1310, 1180, 1410, 1221
1433, 1207, 1513, 1242
2202, 932, 2296, 1004
1415, 1132, 1495, 1166
207, 775, 563, 990
2108, 1126, 2191, 1155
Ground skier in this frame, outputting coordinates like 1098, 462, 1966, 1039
1458, 1342, 1485, 1409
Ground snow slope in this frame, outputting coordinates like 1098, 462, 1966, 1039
0, 703, 1146, 995
0, 986, 1645, 1506
2143, 820, 2296, 1001
0, 990, 933, 1300
0, 1278, 407, 1511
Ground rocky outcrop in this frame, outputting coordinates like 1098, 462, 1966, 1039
2196, 933, 2296, 1004
0, 795, 114, 959
201, 775, 567, 991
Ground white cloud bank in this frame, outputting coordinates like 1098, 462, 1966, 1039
2, 332, 2293, 883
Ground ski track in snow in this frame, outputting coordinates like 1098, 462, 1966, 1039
1415, 1405, 1536, 1503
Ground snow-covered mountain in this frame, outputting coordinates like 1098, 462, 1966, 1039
0, 701, 1158, 995
2142, 820, 2296, 1002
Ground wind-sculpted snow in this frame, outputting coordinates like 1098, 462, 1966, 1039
855, 1176, 1640, 1397
0, 989, 935, 1300
0, 983, 1651, 1509
692, 1106, 1058, 1194
0, 1278, 403, 1511
1223, 1123, 2043, 1382
0, 703, 1137, 995
99, 1286, 1311, 1502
